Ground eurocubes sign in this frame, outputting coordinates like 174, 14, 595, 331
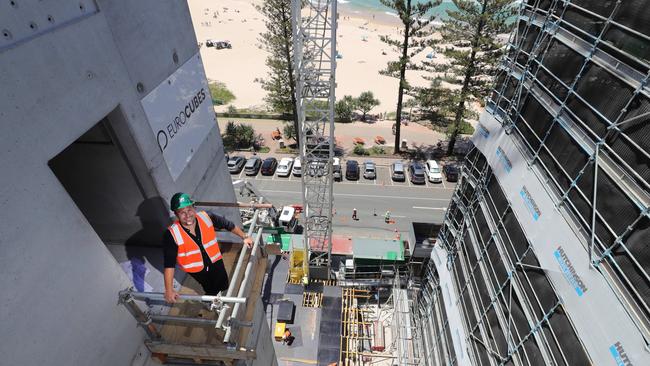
141, 52, 216, 181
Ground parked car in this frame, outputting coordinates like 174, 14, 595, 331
443, 163, 460, 182
333, 157, 342, 181
227, 156, 246, 174
346, 160, 359, 180
292, 157, 302, 177
409, 162, 426, 184
425, 160, 443, 183
307, 161, 327, 177
206, 39, 232, 49
391, 161, 406, 182
363, 161, 376, 179
244, 156, 262, 176
261, 157, 278, 175
277, 157, 294, 177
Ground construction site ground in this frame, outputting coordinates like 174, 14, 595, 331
262, 254, 342, 365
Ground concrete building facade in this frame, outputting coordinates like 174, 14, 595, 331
0, 1, 239, 365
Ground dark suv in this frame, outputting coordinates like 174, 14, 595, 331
443, 164, 459, 182
260, 157, 278, 175
346, 160, 359, 180
409, 162, 426, 184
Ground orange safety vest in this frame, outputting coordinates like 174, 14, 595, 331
168, 211, 223, 273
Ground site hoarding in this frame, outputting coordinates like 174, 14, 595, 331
141, 52, 216, 181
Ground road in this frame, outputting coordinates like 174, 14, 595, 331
232, 163, 456, 238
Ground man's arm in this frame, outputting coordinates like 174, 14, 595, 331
164, 268, 179, 303
231, 225, 254, 248
208, 212, 253, 248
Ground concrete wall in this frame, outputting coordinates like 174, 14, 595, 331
0, 1, 237, 365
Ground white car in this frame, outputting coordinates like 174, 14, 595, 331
332, 157, 341, 181
292, 157, 302, 177
363, 161, 376, 179
425, 160, 443, 183
276, 157, 294, 177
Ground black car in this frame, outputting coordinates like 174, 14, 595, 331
346, 160, 360, 180
443, 164, 459, 182
409, 162, 426, 184
260, 157, 278, 175
228, 156, 246, 174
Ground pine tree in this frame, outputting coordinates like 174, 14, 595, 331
380, 0, 441, 153
430, 0, 515, 155
256, 0, 300, 145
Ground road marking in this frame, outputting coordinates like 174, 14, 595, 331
238, 170, 244, 179
259, 189, 451, 201
412, 206, 447, 210
441, 178, 446, 189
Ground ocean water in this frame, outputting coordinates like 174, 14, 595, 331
339, 0, 458, 20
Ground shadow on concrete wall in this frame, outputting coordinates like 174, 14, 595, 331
124, 197, 174, 292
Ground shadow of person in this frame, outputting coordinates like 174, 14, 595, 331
123, 197, 178, 299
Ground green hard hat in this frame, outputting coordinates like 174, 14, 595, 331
170, 192, 194, 211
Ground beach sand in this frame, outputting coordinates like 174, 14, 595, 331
187, 0, 442, 114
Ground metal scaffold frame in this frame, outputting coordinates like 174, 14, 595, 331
429, 149, 592, 365
292, 0, 337, 277
118, 200, 269, 364
486, 0, 650, 340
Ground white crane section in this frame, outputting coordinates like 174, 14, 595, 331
292, 0, 337, 278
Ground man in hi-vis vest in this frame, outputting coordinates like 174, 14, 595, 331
163, 192, 253, 303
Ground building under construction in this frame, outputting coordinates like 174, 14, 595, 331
415, 1, 650, 365
3, 0, 650, 365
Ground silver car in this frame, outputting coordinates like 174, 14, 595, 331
391, 161, 405, 181
363, 161, 376, 179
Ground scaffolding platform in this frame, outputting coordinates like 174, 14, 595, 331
145, 241, 268, 365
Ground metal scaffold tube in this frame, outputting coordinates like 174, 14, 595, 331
223, 227, 264, 343
123, 290, 246, 304
215, 204, 262, 329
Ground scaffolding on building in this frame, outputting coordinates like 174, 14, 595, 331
415, 1, 650, 364
488, 0, 650, 340
292, 0, 337, 279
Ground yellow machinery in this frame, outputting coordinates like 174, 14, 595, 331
274, 322, 286, 341
289, 247, 306, 283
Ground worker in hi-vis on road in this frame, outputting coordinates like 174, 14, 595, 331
163, 192, 253, 303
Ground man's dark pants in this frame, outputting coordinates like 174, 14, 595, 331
188, 259, 229, 295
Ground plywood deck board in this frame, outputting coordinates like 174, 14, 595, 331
156, 242, 264, 348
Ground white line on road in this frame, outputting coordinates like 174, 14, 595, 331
412, 206, 447, 210
259, 189, 451, 201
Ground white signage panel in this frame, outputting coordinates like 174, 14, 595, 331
141, 52, 216, 181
